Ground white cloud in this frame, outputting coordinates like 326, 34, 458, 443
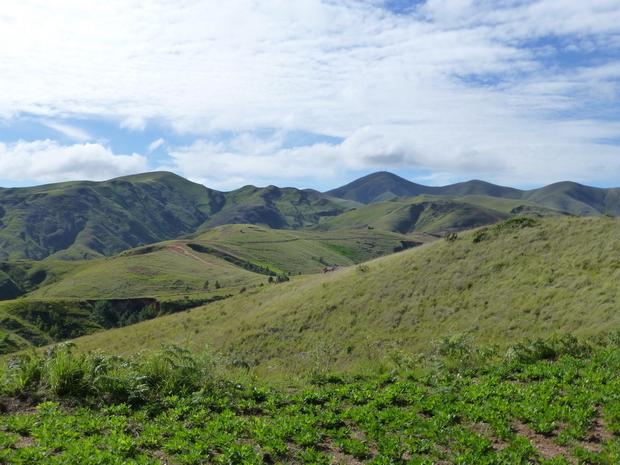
41, 121, 92, 141
120, 115, 147, 132
0, 0, 619, 188
148, 138, 165, 152
0, 140, 148, 183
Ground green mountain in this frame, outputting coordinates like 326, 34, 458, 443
326, 172, 620, 217
0, 173, 351, 262
325, 172, 522, 204
0, 172, 223, 261
1, 170, 619, 266
202, 185, 350, 230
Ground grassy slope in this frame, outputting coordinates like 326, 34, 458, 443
24, 225, 421, 299
193, 224, 425, 272
69, 216, 620, 375
0, 172, 222, 261
27, 243, 264, 299
313, 196, 513, 235
200, 185, 352, 230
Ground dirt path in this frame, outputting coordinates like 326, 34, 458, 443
168, 243, 222, 267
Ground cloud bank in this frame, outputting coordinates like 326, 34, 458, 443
0, 0, 619, 189
0, 141, 148, 183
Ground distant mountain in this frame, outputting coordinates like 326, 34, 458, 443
0, 170, 618, 262
325, 172, 522, 204
201, 185, 349, 230
326, 172, 620, 217
325, 172, 441, 204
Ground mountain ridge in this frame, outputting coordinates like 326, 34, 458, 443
0, 170, 616, 262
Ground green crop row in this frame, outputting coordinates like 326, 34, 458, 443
1, 332, 620, 463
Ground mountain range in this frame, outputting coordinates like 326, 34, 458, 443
0, 170, 618, 262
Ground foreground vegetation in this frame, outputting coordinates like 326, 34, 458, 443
1, 332, 620, 463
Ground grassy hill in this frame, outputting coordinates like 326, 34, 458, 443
58, 216, 620, 376
17, 225, 420, 300
311, 195, 569, 235
0, 173, 352, 262
0, 226, 423, 353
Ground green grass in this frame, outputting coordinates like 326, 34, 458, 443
0, 226, 427, 355
312, 196, 519, 235
18, 226, 419, 300
53, 216, 620, 376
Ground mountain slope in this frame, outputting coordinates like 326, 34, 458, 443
68, 216, 620, 374
326, 172, 523, 205
201, 185, 351, 230
0, 173, 351, 261
0, 172, 223, 261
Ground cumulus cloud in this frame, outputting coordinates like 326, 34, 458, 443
0, 140, 148, 183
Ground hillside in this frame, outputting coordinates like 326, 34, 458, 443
21, 225, 419, 300
0, 225, 423, 352
65, 216, 620, 375
0, 173, 351, 261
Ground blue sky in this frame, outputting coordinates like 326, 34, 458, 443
1, 0, 619, 191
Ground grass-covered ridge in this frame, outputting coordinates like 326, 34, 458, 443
1, 333, 620, 463
0, 225, 424, 354
17, 225, 421, 300
62, 216, 620, 375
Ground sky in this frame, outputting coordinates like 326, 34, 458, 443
1, 0, 620, 192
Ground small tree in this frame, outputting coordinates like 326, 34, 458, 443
92, 300, 118, 329
215, 281, 221, 289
